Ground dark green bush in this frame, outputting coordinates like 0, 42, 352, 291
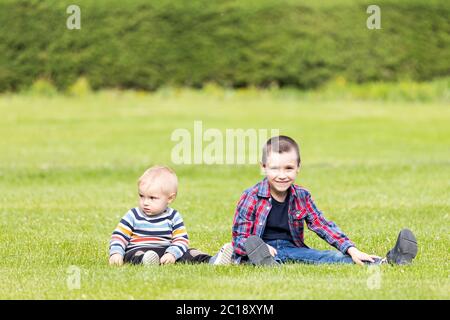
0, 0, 448, 92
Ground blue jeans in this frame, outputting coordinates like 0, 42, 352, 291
265, 239, 355, 265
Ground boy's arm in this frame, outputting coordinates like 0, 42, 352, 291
232, 192, 256, 257
109, 210, 134, 257
303, 191, 355, 254
165, 211, 189, 260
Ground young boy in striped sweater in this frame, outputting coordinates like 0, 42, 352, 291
109, 166, 233, 266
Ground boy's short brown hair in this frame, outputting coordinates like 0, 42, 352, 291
261, 135, 300, 166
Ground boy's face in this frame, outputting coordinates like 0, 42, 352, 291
261, 149, 299, 195
138, 180, 175, 216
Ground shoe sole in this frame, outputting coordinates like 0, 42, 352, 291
243, 236, 278, 266
142, 251, 160, 265
389, 229, 418, 265
213, 243, 234, 265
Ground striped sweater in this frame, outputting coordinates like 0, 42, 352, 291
109, 207, 189, 260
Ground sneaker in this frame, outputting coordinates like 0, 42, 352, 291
211, 243, 234, 265
386, 229, 418, 265
243, 236, 278, 266
367, 257, 388, 265
142, 250, 160, 266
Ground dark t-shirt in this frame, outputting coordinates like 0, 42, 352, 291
262, 193, 294, 242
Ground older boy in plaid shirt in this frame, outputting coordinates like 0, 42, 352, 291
232, 136, 418, 266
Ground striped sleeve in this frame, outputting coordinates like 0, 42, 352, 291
165, 210, 189, 259
231, 191, 255, 257
109, 210, 135, 257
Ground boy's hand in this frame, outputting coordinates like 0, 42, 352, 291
267, 244, 277, 257
347, 247, 380, 266
109, 253, 124, 266
160, 253, 176, 265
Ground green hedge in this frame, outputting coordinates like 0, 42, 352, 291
0, 0, 448, 91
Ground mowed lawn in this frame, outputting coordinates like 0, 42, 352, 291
0, 90, 448, 299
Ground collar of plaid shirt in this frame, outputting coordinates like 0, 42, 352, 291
257, 177, 299, 200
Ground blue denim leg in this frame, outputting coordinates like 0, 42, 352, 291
265, 239, 354, 265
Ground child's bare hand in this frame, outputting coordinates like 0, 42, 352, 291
160, 253, 176, 265
267, 244, 278, 257
347, 247, 380, 266
109, 253, 124, 266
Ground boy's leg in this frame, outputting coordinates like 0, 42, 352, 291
178, 243, 234, 265
275, 242, 354, 265
124, 247, 166, 265
275, 228, 418, 265
178, 248, 212, 264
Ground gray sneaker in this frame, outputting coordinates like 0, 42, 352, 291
142, 250, 160, 266
210, 243, 234, 265
243, 236, 278, 266
386, 229, 418, 265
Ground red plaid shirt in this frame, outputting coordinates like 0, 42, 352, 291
232, 178, 355, 262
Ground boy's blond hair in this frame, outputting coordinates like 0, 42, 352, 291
138, 165, 178, 196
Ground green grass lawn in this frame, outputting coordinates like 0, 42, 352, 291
0, 90, 449, 299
